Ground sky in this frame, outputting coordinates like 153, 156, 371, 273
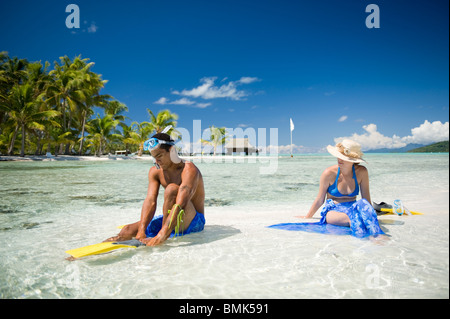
1, 0, 448, 153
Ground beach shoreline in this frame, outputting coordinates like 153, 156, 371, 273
0, 154, 142, 162
2, 153, 447, 162
0, 154, 282, 162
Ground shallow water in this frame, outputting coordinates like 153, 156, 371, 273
0, 154, 448, 298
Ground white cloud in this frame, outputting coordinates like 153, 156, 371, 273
172, 77, 215, 98
334, 120, 449, 150
195, 102, 212, 109
402, 120, 449, 145
154, 76, 260, 109
237, 77, 260, 84
169, 98, 195, 105
154, 97, 168, 105
173, 76, 260, 101
154, 97, 211, 108
87, 22, 98, 33
335, 123, 405, 150
338, 115, 348, 122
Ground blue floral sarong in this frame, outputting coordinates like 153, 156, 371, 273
319, 198, 384, 238
145, 211, 205, 238
268, 199, 384, 238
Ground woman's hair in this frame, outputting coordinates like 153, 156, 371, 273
335, 142, 364, 159
151, 133, 174, 152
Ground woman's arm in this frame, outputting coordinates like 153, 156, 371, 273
299, 168, 332, 218
358, 166, 372, 205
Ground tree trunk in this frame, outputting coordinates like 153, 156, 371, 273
59, 97, 67, 156
97, 140, 102, 157
8, 126, 19, 156
64, 108, 72, 155
35, 133, 42, 155
79, 112, 86, 155
20, 124, 25, 157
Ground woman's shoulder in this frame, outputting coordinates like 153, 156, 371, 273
355, 164, 368, 173
354, 164, 369, 181
324, 165, 338, 173
322, 165, 338, 178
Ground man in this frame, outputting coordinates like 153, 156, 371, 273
105, 132, 205, 246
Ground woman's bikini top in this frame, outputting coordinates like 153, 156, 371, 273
327, 165, 359, 198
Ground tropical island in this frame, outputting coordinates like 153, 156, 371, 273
407, 141, 449, 153
0, 52, 185, 158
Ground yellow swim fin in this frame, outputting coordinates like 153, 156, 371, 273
65, 239, 144, 259
380, 208, 424, 215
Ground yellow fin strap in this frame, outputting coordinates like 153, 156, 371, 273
168, 204, 185, 236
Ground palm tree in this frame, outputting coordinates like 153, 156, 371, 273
47, 55, 106, 154
25, 61, 54, 155
105, 100, 128, 122
119, 123, 140, 155
76, 90, 110, 155
43, 127, 73, 156
0, 54, 135, 156
85, 114, 121, 156
0, 124, 18, 155
0, 53, 29, 126
201, 125, 228, 155
147, 109, 178, 134
0, 83, 59, 156
131, 121, 154, 156
0, 54, 28, 88
68, 57, 109, 155
46, 56, 82, 153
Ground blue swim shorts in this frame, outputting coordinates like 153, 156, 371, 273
145, 211, 205, 238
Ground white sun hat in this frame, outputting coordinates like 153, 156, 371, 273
326, 139, 366, 164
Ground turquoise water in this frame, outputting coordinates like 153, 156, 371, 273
0, 153, 448, 298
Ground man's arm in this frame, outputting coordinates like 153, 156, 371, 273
135, 167, 160, 240
175, 164, 200, 209
150, 163, 199, 244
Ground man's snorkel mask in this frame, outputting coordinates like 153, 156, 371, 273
143, 138, 175, 151
143, 126, 175, 152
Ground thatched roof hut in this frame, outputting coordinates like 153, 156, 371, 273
225, 138, 258, 155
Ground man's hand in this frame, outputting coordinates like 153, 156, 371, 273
135, 229, 147, 241
140, 234, 165, 246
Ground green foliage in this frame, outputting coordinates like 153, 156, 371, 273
201, 125, 228, 155
407, 141, 449, 153
0, 52, 179, 156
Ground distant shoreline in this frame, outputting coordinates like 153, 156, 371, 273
1, 152, 448, 162
0, 154, 280, 162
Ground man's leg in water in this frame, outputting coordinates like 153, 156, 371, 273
104, 183, 197, 242
140, 184, 198, 246
104, 221, 139, 242
161, 183, 197, 234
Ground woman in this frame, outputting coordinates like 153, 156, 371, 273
299, 139, 385, 238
